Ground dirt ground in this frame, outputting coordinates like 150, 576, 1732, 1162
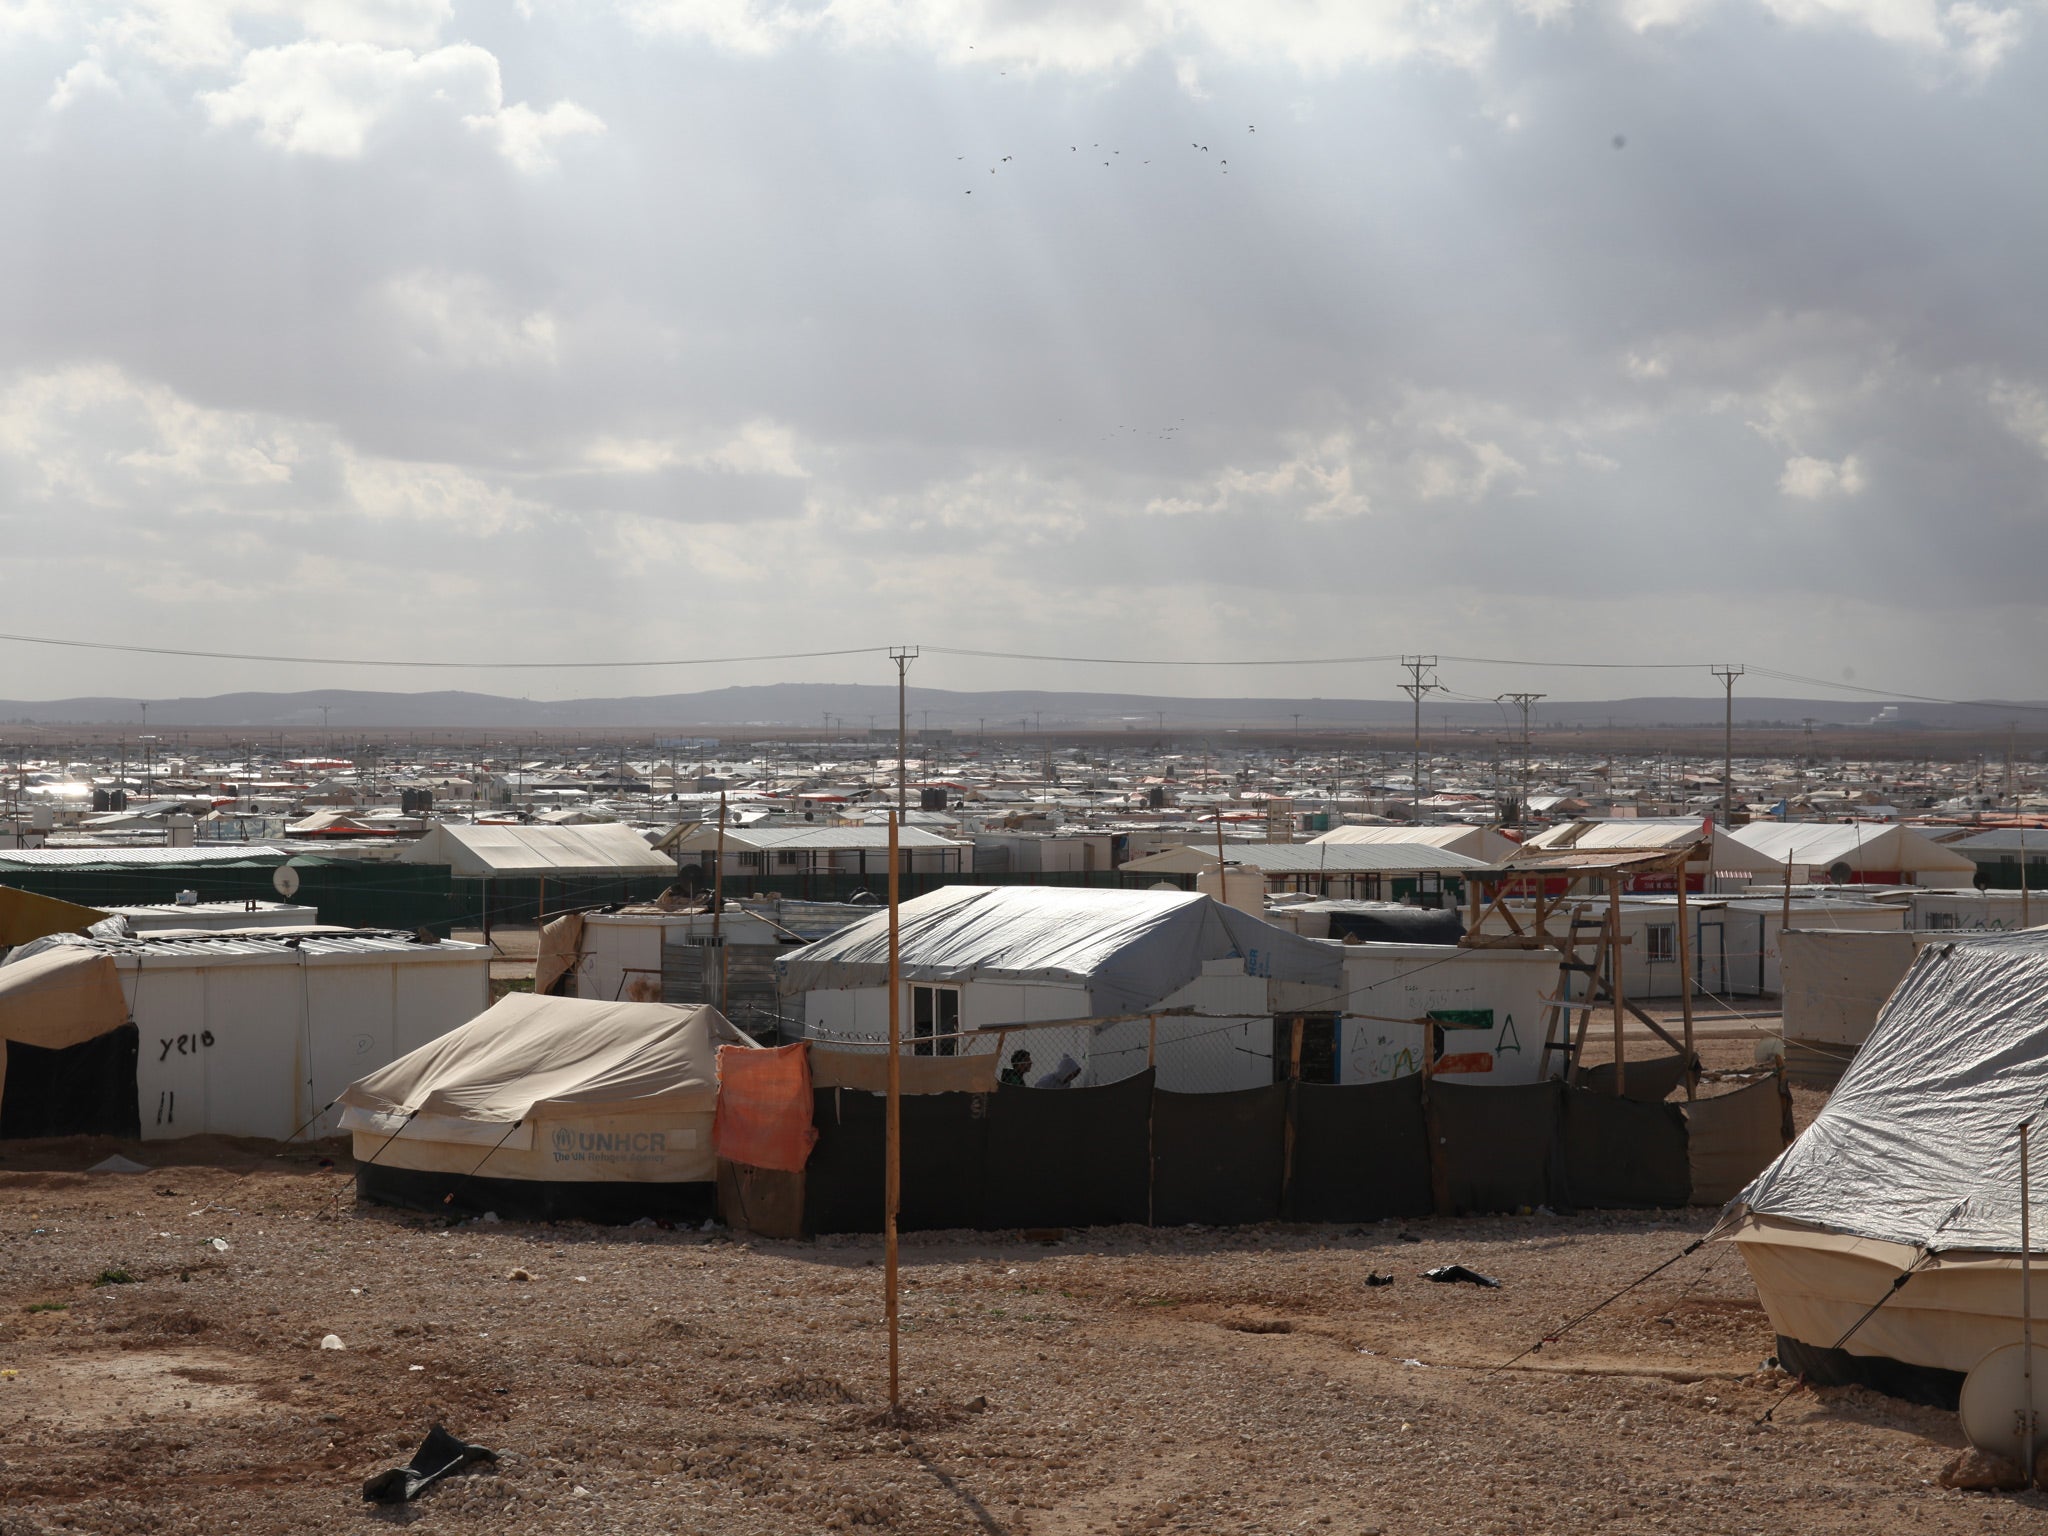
3, 1128, 2044, 1535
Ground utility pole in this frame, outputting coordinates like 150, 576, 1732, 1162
1399, 656, 1441, 821
1498, 692, 1545, 830
890, 646, 918, 817
1711, 664, 1744, 826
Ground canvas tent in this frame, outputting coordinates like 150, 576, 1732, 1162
338, 993, 757, 1222
397, 822, 676, 878
0, 948, 137, 1138
1723, 928, 2048, 1400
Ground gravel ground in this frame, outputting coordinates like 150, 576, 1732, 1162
2, 1130, 2039, 1535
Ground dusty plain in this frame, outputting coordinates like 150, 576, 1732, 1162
4, 1081, 2045, 1536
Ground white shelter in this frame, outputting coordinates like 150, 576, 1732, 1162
1309, 823, 1520, 863
11, 929, 490, 1141
1724, 822, 1976, 888
778, 885, 1343, 1093
398, 822, 677, 878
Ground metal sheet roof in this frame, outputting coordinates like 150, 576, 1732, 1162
0, 845, 288, 868
25, 930, 490, 962
1121, 842, 1489, 875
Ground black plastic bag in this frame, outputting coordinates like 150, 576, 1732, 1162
1422, 1263, 1501, 1289
362, 1424, 497, 1503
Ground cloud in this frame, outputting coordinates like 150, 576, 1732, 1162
1778, 452, 1867, 498
378, 272, 560, 370
200, 38, 601, 168
48, 54, 121, 111
614, 0, 2035, 76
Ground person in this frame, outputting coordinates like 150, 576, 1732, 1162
1000, 1049, 1033, 1087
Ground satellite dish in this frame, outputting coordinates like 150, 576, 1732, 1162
1960, 1342, 2048, 1463
272, 864, 301, 900
1827, 861, 1856, 887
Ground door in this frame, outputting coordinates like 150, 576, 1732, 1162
1696, 919, 1726, 997
912, 985, 960, 1056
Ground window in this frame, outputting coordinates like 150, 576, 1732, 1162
912, 985, 960, 1057
736, 851, 763, 869
1925, 912, 1958, 931
776, 850, 800, 867
1646, 923, 1676, 963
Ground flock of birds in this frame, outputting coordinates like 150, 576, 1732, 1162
960, 125, 1253, 194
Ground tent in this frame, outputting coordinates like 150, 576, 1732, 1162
778, 884, 1343, 1017
1308, 824, 1519, 863
0, 948, 137, 1138
0, 884, 108, 948
1723, 928, 2048, 1402
397, 822, 676, 878
338, 993, 757, 1222
1724, 822, 1975, 887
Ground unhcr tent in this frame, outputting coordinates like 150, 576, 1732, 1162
338, 993, 757, 1222
0, 948, 137, 1139
1724, 928, 2048, 1402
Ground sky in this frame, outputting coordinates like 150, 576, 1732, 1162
0, 0, 2044, 708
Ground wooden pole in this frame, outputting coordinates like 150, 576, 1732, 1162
1675, 871, 1696, 1101
2025, 1118, 2038, 1482
1609, 880, 1626, 1097
712, 790, 728, 1016
1147, 1014, 1157, 1069
885, 809, 902, 1412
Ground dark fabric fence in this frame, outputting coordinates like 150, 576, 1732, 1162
1430, 1081, 1562, 1215
1560, 1088, 1691, 1209
0, 1024, 141, 1140
982, 1071, 1153, 1229
790, 1068, 1770, 1236
1286, 1079, 1432, 1222
1151, 1084, 1288, 1227
1579, 1053, 1690, 1105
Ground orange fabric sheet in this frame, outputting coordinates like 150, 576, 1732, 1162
714, 1042, 818, 1173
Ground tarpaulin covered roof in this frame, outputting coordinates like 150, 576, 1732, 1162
337, 993, 756, 1127
1120, 842, 1489, 876
1725, 822, 1974, 876
0, 947, 129, 1105
397, 822, 676, 878
1733, 928, 2048, 1254
0, 884, 107, 947
776, 885, 1342, 1016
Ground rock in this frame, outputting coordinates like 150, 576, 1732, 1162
1940, 1448, 2026, 1491
320, 1334, 345, 1350
507, 1267, 533, 1282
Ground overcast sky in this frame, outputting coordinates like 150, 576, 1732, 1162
1, 0, 2043, 707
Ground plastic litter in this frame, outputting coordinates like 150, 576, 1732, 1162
361, 1424, 496, 1504
88, 1155, 149, 1174
1365, 1273, 1396, 1288
204, 1237, 229, 1252
320, 1335, 345, 1350
1422, 1264, 1500, 1288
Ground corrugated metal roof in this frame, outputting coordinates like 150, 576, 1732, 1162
0, 845, 288, 868
32, 930, 490, 961
672, 825, 968, 852
1123, 842, 1489, 875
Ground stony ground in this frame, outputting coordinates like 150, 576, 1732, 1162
2, 1128, 2044, 1534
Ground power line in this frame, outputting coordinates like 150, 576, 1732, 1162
0, 631, 889, 671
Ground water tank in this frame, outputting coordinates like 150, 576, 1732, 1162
920, 786, 948, 811
1195, 866, 1265, 916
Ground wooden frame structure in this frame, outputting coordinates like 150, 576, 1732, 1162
1461, 845, 1701, 1100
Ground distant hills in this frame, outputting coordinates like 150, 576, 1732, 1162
0, 684, 2032, 732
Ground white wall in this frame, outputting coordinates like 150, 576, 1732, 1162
126, 952, 489, 1142
1339, 945, 1556, 1086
